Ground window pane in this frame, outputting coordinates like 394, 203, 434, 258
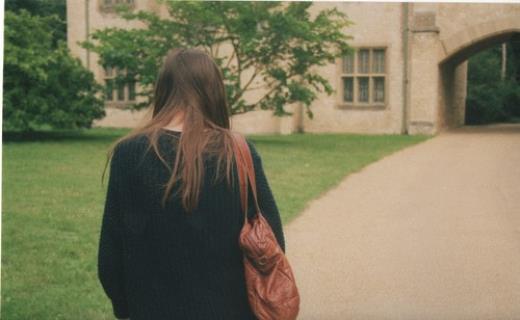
358, 77, 369, 102
128, 81, 136, 101
343, 77, 353, 102
114, 68, 124, 101
373, 77, 385, 103
117, 83, 125, 101
342, 54, 354, 74
358, 49, 369, 73
105, 79, 113, 101
372, 49, 385, 73
105, 66, 113, 77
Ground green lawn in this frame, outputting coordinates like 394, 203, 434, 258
2, 128, 428, 319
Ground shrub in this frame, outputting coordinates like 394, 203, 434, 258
3, 10, 105, 131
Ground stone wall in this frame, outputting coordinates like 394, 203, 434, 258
407, 2, 519, 134
302, 2, 406, 135
67, 1, 520, 135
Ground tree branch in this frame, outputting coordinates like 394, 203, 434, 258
231, 65, 260, 102
225, 49, 236, 69
231, 67, 300, 113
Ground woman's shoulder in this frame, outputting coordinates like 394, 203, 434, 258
115, 133, 148, 150
231, 131, 260, 159
237, 134, 262, 165
111, 133, 150, 164
245, 138, 260, 159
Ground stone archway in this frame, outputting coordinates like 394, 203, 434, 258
407, 15, 520, 134
437, 17, 520, 131
439, 17, 520, 66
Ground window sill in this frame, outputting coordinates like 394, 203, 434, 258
335, 103, 387, 111
100, 4, 136, 14
105, 101, 137, 110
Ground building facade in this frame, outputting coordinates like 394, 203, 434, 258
67, 1, 520, 135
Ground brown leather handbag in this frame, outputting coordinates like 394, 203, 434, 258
231, 132, 300, 320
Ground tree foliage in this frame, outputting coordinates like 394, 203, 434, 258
466, 39, 520, 124
5, 0, 66, 44
3, 10, 105, 131
82, 1, 353, 118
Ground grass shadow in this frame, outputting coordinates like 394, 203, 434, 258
3, 128, 131, 143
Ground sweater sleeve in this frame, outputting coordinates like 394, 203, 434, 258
98, 142, 131, 319
246, 139, 286, 253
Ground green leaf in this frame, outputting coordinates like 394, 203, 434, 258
81, 1, 354, 118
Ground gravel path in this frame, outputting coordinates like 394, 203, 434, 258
286, 124, 520, 319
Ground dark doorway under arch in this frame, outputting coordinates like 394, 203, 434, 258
465, 34, 520, 125
439, 31, 520, 128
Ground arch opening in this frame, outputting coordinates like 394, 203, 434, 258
438, 30, 520, 130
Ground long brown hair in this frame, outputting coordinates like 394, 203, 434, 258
102, 47, 236, 212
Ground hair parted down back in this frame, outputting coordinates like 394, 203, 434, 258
102, 47, 237, 213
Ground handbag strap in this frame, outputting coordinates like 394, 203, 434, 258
232, 132, 261, 224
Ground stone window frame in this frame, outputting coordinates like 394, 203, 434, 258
99, 0, 136, 13
103, 66, 137, 108
336, 45, 389, 110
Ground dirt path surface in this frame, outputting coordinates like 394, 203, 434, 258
285, 124, 520, 320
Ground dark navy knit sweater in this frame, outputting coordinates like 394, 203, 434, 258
98, 128, 285, 320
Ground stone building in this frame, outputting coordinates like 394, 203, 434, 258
67, 1, 520, 135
